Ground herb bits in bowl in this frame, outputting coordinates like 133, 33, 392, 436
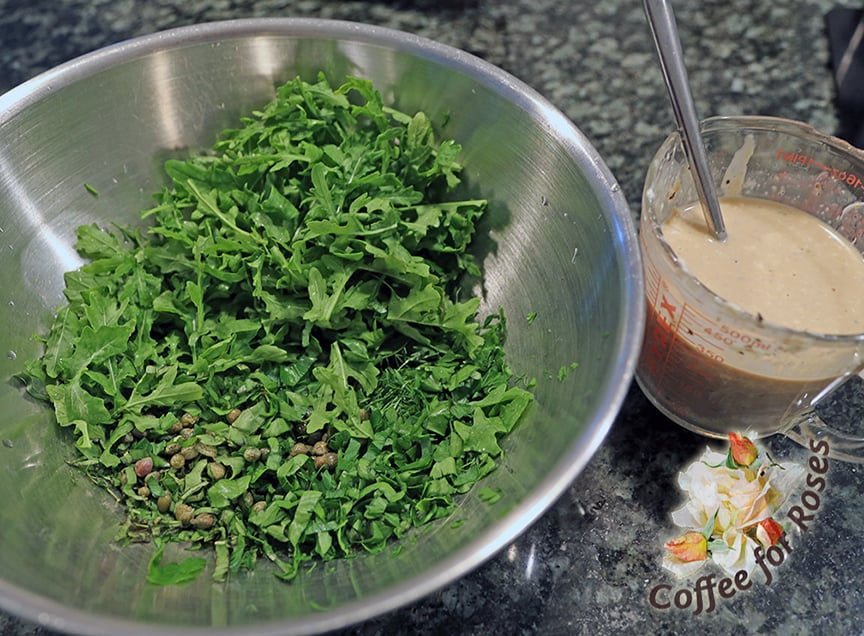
0, 18, 643, 636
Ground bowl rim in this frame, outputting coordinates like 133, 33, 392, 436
0, 16, 644, 636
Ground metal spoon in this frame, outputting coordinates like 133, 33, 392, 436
643, 0, 727, 241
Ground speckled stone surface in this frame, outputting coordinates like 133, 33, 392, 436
2, 1, 862, 635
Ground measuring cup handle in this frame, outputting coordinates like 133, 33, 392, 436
784, 412, 864, 463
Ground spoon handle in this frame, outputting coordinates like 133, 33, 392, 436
643, 0, 727, 241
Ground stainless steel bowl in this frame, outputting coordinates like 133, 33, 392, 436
0, 18, 643, 636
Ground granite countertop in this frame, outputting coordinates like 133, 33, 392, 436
1, 1, 861, 635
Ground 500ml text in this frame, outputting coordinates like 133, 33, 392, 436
648, 437, 829, 615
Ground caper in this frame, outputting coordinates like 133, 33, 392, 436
134, 457, 153, 478
314, 452, 338, 470
180, 445, 199, 460
174, 503, 194, 525
243, 447, 261, 462
290, 442, 309, 457
169, 453, 186, 470
208, 462, 226, 480
311, 440, 329, 456
242, 491, 254, 509
137, 485, 151, 498
251, 500, 267, 514
193, 513, 216, 530
179, 427, 195, 440
157, 493, 172, 513
226, 408, 242, 424
180, 413, 199, 427
164, 442, 181, 456
359, 407, 370, 421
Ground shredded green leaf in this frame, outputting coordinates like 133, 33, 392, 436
146, 543, 207, 586
17, 74, 533, 583
478, 487, 503, 504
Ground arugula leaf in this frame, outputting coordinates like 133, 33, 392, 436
147, 543, 207, 586
17, 73, 535, 586
208, 476, 252, 508
122, 366, 204, 413
40, 306, 80, 380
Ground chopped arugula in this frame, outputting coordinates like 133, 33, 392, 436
556, 362, 579, 382
147, 542, 207, 586
478, 486, 503, 504
17, 74, 533, 583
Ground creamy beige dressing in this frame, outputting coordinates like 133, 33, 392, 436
662, 196, 864, 335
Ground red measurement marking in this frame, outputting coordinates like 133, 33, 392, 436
776, 150, 864, 191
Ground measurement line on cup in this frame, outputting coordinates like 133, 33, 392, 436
777, 150, 864, 191
681, 302, 774, 355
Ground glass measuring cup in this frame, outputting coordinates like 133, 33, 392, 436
636, 115, 864, 461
